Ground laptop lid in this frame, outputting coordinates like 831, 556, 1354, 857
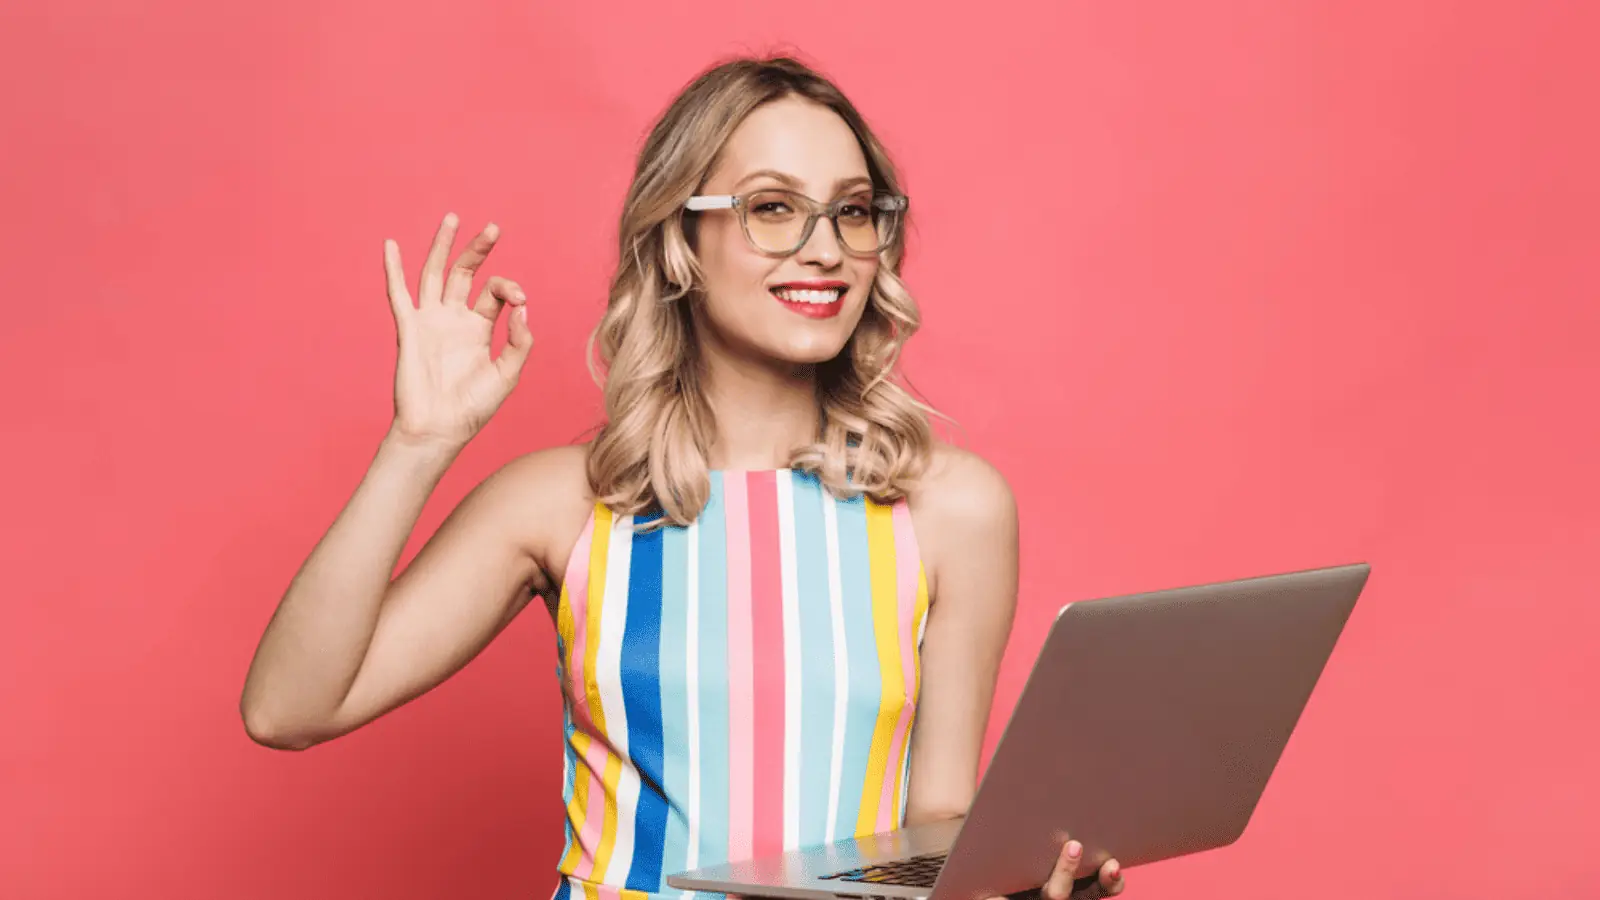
929, 563, 1369, 900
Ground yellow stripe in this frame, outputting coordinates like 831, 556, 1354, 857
584, 505, 612, 736
582, 881, 600, 900
557, 579, 578, 683
592, 754, 624, 878
561, 507, 612, 876
855, 499, 906, 836
620, 890, 653, 900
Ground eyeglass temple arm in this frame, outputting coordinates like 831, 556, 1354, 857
684, 195, 737, 211
686, 194, 907, 212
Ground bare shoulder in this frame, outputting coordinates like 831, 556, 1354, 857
474, 442, 594, 597
906, 442, 1019, 603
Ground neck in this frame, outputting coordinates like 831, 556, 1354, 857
697, 340, 821, 472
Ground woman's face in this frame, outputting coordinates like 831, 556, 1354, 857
690, 96, 883, 368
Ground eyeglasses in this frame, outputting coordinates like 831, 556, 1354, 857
684, 188, 908, 257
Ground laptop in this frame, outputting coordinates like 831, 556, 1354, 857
667, 563, 1370, 900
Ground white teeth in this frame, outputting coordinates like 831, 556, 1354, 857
773, 287, 844, 304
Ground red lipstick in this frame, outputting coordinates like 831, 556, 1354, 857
769, 280, 848, 320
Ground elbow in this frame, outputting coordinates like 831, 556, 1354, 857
239, 698, 324, 752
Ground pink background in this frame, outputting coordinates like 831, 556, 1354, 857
3, 1, 1596, 897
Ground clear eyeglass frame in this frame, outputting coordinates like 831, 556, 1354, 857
683, 189, 909, 257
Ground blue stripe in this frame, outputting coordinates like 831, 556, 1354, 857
791, 471, 835, 846
556, 621, 578, 864
833, 493, 881, 838
551, 875, 572, 900
623, 512, 668, 890
696, 474, 732, 865
658, 518, 692, 889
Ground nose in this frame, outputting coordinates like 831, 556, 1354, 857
794, 215, 843, 268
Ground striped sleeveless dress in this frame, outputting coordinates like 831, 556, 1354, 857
549, 468, 930, 900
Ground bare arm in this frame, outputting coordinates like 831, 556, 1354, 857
239, 440, 582, 750
239, 212, 558, 750
903, 446, 1020, 825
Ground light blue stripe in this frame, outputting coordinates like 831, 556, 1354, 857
696, 473, 732, 865
832, 493, 881, 838
791, 471, 836, 846
556, 630, 578, 863
658, 520, 692, 887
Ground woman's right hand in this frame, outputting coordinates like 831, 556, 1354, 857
382, 212, 534, 450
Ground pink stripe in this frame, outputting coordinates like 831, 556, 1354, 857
573, 738, 613, 877
593, 885, 622, 900
564, 514, 597, 723
747, 471, 786, 858
724, 472, 755, 862
877, 502, 923, 830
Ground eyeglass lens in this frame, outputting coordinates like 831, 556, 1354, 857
742, 190, 899, 254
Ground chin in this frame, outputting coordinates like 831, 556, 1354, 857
747, 336, 842, 367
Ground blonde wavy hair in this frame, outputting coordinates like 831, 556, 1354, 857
586, 55, 938, 527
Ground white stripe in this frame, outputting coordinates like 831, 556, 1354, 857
596, 514, 637, 881
685, 519, 702, 874
561, 714, 573, 793
823, 496, 847, 844
899, 728, 914, 823
776, 472, 803, 850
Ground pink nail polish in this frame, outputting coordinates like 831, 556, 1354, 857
1066, 841, 1082, 859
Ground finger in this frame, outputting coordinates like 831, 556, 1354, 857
471, 276, 525, 323
443, 221, 501, 306
1042, 840, 1083, 900
1069, 860, 1123, 900
383, 239, 412, 322
1099, 859, 1124, 896
495, 292, 535, 384
417, 212, 460, 306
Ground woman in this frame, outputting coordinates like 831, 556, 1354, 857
240, 56, 1126, 900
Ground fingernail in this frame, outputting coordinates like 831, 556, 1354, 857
517, 306, 527, 324
1110, 862, 1121, 880
1066, 841, 1082, 859
515, 290, 527, 302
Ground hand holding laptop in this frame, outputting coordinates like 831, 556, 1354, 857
1015, 837, 1124, 900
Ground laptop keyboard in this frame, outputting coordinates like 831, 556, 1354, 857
819, 852, 947, 888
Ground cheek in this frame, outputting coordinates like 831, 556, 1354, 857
847, 259, 881, 310
700, 226, 774, 305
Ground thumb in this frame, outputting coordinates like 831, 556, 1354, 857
496, 303, 535, 382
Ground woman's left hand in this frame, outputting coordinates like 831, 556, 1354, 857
985, 838, 1125, 900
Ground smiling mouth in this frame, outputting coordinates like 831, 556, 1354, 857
770, 286, 846, 319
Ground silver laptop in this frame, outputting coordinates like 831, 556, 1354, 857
667, 563, 1370, 900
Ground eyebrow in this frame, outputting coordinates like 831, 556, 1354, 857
733, 169, 874, 194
